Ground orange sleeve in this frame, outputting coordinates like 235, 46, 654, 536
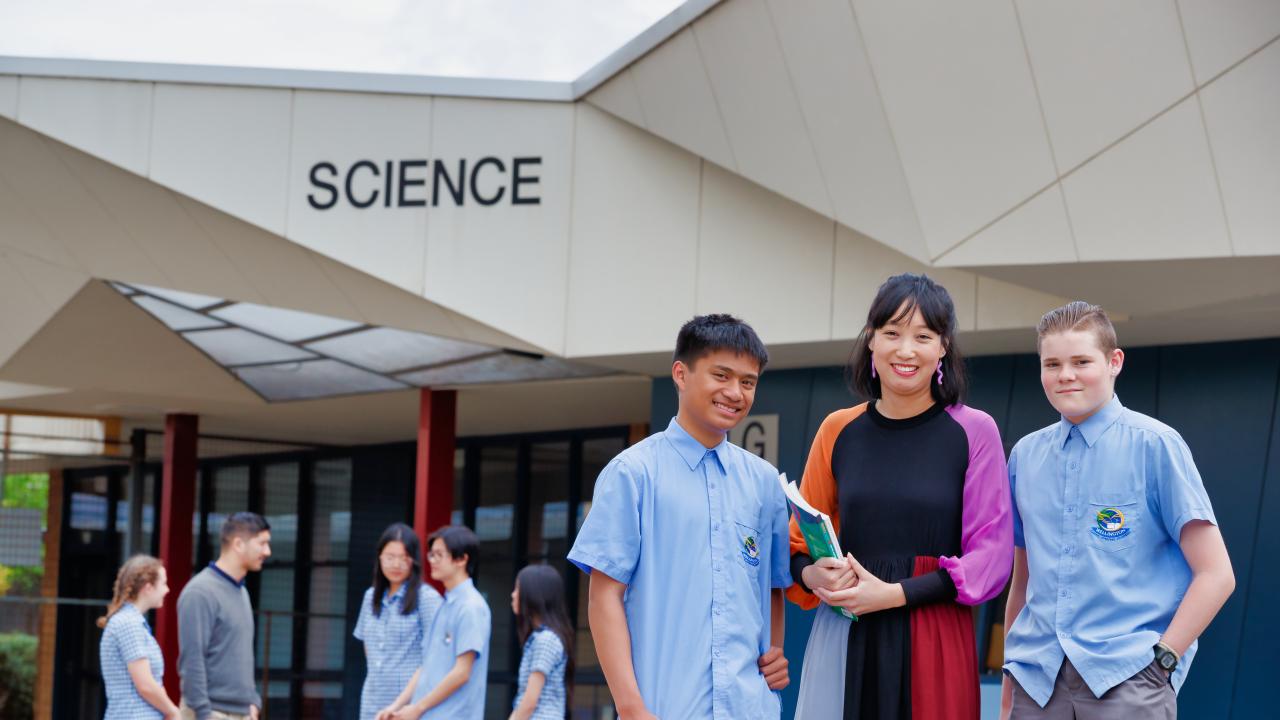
786, 404, 867, 609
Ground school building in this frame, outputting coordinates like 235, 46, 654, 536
0, 2, 1277, 718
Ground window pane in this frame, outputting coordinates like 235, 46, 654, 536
305, 326, 490, 374
263, 463, 299, 562
528, 442, 570, 572
301, 681, 344, 720
207, 466, 249, 551
131, 283, 223, 310
476, 445, 517, 676
211, 302, 363, 342
184, 327, 316, 366
233, 359, 405, 401
131, 295, 225, 332
398, 352, 609, 386
257, 568, 294, 670
306, 568, 347, 671
312, 459, 352, 562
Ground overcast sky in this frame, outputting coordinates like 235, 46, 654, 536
0, 0, 686, 81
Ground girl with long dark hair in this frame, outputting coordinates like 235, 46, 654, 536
98, 554, 180, 720
508, 564, 574, 720
788, 273, 1013, 719
354, 523, 443, 720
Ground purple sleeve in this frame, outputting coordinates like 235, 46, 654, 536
942, 406, 1014, 605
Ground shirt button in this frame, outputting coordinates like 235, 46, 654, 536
1069, 462, 1079, 470
1060, 589, 1069, 597
1063, 546, 1072, 554
713, 523, 720, 531
1065, 506, 1075, 514
709, 483, 716, 490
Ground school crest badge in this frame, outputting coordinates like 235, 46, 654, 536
1091, 507, 1131, 541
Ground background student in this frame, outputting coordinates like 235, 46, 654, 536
379, 525, 491, 720
354, 523, 443, 720
98, 554, 181, 720
508, 564, 573, 720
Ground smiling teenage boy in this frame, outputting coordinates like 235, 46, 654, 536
1001, 302, 1235, 719
568, 314, 791, 720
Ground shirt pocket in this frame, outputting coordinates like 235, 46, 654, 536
1086, 496, 1140, 552
734, 520, 764, 573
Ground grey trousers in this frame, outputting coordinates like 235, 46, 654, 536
180, 700, 251, 720
1011, 658, 1176, 719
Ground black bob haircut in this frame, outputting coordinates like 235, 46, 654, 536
427, 525, 480, 578
220, 511, 270, 547
371, 522, 423, 618
673, 314, 769, 371
847, 273, 968, 407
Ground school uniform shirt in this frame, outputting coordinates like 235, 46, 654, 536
513, 627, 568, 720
412, 577, 491, 720
353, 582, 443, 720
1005, 395, 1217, 707
100, 602, 165, 720
567, 417, 792, 720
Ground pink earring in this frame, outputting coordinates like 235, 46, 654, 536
936, 361, 944, 385
870, 360, 877, 379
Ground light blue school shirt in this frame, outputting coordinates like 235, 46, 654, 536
412, 577, 491, 720
100, 602, 164, 720
567, 417, 791, 720
1004, 395, 1217, 706
354, 582, 443, 720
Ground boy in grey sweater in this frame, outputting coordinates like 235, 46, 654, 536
178, 512, 272, 720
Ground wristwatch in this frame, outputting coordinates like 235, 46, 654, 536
1154, 642, 1179, 674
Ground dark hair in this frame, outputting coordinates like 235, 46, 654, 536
1036, 300, 1118, 355
427, 525, 479, 577
673, 314, 769, 372
372, 523, 423, 618
220, 511, 270, 548
847, 273, 968, 407
515, 564, 575, 716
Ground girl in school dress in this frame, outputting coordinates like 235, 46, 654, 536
99, 554, 180, 720
355, 522, 443, 720
508, 564, 574, 720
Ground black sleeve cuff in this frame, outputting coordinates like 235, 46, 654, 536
791, 553, 816, 593
899, 568, 957, 607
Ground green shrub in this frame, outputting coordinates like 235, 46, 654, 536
0, 632, 36, 720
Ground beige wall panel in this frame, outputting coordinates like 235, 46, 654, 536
695, 0, 831, 216
176, 195, 363, 320
149, 83, 292, 234
1200, 41, 1280, 256
765, 0, 927, 261
1177, 0, 1280, 83
0, 76, 16, 119
586, 69, 648, 130
425, 98, 574, 354
853, 0, 1057, 258
286, 90, 432, 295
0, 163, 78, 269
1017, 0, 1194, 171
1064, 99, 1230, 261
697, 163, 833, 344
936, 188, 1077, 267
307, 252, 540, 351
630, 29, 737, 171
17, 77, 154, 175
0, 247, 84, 367
5, 251, 90, 314
831, 224, 977, 340
975, 276, 1071, 331
566, 105, 700, 358
51, 141, 261, 301
0, 124, 163, 281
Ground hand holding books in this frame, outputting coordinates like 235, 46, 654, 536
812, 554, 908, 617
779, 474, 859, 620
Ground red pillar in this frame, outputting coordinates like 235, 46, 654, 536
156, 413, 198, 702
414, 388, 457, 557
